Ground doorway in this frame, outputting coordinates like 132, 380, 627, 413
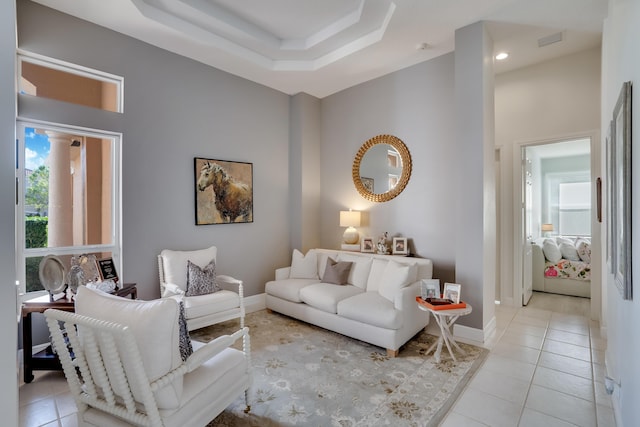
513, 134, 600, 316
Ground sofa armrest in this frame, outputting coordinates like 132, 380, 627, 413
275, 267, 291, 280
531, 243, 546, 291
395, 281, 422, 311
161, 283, 185, 298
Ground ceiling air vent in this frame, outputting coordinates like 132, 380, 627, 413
538, 31, 563, 47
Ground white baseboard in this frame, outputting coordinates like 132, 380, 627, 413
454, 315, 496, 344
245, 293, 266, 313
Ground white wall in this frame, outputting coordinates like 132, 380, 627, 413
495, 48, 601, 305
0, 1, 19, 424
320, 53, 464, 317
601, 0, 640, 424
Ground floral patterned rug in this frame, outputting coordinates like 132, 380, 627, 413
192, 310, 488, 427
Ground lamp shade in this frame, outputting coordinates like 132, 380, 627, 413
541, 223, 554, 232
340, 211, 361, 227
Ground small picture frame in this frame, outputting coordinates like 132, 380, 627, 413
392, 237, 408, 255
443, 283, 461, 304
420, 279, 440, 299
96, 257, 119, 283
361, 237, 375, 253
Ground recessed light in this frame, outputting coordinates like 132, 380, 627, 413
495, 52, 509, 60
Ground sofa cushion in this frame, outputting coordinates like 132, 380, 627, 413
321, 258, 353, 285
378, 261, 417, 302
558, 242, 580, 261
299, 283, 364, 314
183, 290, 239, 319
336, 253, 373, 289
265, 278, 319, 303
75, 286, 183, 409
337, 292, 403, 330
542, 238, 562, 263
576, 240, 591, 263
366, 258, 389, 292
289, 249, 318, 279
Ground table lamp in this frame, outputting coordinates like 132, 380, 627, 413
541, 223, 554, 237
340, 210, 361, 245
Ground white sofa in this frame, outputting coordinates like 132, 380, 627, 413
265, 249, 433, 357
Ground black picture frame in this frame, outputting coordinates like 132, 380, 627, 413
194, 158, 254, 225
611, 81, 632, 299
96, 257, 118, 283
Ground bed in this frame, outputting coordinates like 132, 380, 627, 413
531, 237, 591, 298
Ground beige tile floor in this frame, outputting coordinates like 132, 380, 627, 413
19, 292, 616, 427
442, 292, 616, 427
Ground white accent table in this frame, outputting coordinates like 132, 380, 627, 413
418, 302, 472, 363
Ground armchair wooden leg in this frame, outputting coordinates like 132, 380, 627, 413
243, 390, 251, 413
266, 308, 273, 314
386, 348, 399, 358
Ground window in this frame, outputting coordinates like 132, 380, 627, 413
18, 51, 123, 113
16, 122, 121, 296
16, 52, 123, 298
558, 181, 591, 236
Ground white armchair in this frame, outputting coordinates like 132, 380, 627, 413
44, 286, 251, 427
158, 246, 245, 331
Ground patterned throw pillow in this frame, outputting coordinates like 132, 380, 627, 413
178, 300, 193, 361
186, 259, 220, 296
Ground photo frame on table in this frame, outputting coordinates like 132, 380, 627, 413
443, 283, 461, 304
610, 81, 633, 300
392, 237, 408, 255
194, 158, 253, 225
420, 279, 440, 299
361, 237, 375, 253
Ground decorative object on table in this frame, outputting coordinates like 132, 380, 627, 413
420, 278, 440, 299
392, 237, 408, 255
66, 264, 84, 295
96, 257, 119, 284
376, 232, 389, 254
38, 255, 67, 298
416, 296, 467, 311
609, 81, 632, 300
86, 279, 117, 293
541, 223, 554, 237
443, 282, 462, 304
339, 209, 361, 250
360, 236, 374, 253
195, 157, 253, 225
71, 254, 100, 284
352, 134, 412, 203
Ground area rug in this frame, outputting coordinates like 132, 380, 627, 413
191, 310, 488, 427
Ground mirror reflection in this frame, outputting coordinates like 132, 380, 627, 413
352, 135, 412, 202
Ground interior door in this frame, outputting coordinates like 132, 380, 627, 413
522, 153, 533, 304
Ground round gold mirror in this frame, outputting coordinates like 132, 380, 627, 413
352, 134, 412, 202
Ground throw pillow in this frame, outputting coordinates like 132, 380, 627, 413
576, 240, 591, 263
321, 257, 353, 285
378, 261, 417, 303
186, 259, 220, 296
336, 253, 373, 289
559, 242, 581, 261
289, 249, 318, 279
542, 238, 562, 263
178, 300, 193, 362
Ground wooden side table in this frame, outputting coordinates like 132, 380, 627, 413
417, 301, 472, 363
21, 283, 137, 383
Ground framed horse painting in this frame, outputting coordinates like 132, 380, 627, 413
194, 157, 253, 225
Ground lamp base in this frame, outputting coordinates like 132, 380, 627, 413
341, 244, 360, 251
342, 226, 359, 245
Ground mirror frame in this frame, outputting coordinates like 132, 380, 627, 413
352, 134, 412, 202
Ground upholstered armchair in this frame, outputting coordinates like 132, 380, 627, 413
44, 286, 251, 427
158, 246, 245, 331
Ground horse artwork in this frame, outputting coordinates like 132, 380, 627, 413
195, 158, 253, 224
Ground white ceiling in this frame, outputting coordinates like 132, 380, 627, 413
32, 0, 608, 98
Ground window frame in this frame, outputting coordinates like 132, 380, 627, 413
15, 120, 122, 300
17, 49, 124, 113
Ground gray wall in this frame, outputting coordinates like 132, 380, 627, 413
320, 53, 457, 285
18, 1, 292, 302
0, 1, 18, 424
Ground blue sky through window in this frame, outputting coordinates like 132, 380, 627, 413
25, 127, 50, 171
